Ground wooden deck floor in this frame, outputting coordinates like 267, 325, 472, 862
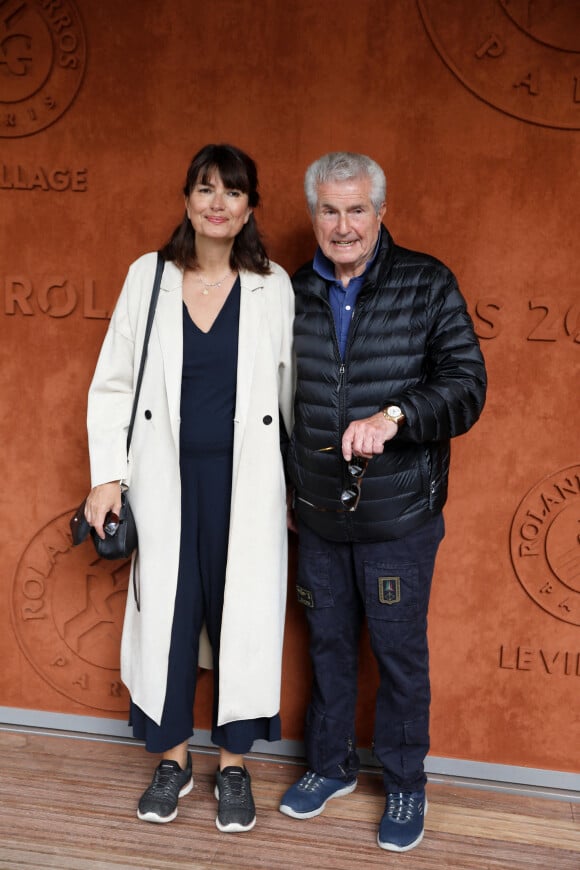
0, 729, 578, 869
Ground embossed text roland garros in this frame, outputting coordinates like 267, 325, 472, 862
499, 466, 580, 678
417, 0, 580, 130
11, 510, 131, 711
0, 0, 87, 138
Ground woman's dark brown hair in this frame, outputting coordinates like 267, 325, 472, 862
160, 144, 270, 275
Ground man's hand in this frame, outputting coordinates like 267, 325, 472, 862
342, 412, 398, 461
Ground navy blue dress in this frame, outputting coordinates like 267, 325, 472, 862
131, 276, 281, 753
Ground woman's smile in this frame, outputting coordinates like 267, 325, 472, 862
186, 170, 252, 240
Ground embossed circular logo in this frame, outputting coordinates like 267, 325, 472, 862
510, 465, 580, 626
11, 511, 130, 710
417, 0, 580, 130
0, 0, 86, 138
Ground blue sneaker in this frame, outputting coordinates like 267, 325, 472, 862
279, 770, 357, 819
377, 790, 427, 851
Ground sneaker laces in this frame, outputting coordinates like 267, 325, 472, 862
387, 792, 422, 822
298, 771, 325, 792
220, 768, 248, 803
147, 761, 182, 800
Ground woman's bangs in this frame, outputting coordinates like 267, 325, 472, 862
198, 157, 249, 194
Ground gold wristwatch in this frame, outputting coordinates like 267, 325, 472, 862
382, 404, 405, 428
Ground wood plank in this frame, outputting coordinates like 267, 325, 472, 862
0, 731, 577, 869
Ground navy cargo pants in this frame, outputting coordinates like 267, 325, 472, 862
296, 512, 444, 794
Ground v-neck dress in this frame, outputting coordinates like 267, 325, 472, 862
180, 277, 240, 454
131, 276, 281, 753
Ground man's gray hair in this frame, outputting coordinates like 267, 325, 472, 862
304, 152, 386, 215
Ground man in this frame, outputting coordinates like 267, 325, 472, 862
280, 152, 486, 852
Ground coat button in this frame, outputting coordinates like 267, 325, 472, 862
144, 410, 152, 419
263, 415, 272, 425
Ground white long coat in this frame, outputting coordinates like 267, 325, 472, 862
87, 253, 294, 726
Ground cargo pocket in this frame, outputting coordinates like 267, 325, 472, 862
296, 548, 334, 609
363, 560, 419, 621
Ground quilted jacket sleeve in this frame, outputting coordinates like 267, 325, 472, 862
393, 268, 487, 444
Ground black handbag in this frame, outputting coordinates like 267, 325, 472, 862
70, 490, 138, 559
70, 252, 164, 560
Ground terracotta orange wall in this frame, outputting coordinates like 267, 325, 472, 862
1, 0, 579, 775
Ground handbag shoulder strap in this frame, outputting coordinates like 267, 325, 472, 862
126, 251, 164, 454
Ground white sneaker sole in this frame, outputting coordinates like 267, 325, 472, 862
137, 776, 193, 823
279, 779, 357, 819
377, 796, 428, 852
213, 784, 256, 833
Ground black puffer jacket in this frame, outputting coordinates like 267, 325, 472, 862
288, 226, 487, 542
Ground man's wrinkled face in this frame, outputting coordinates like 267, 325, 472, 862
312, 176, 385, 284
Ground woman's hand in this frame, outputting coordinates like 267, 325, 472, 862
84, 481, 122, 539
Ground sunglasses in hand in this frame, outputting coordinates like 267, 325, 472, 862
297, 446, 370, 513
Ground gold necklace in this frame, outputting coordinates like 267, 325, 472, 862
197, 269, 232, 295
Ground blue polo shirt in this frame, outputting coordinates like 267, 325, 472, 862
313, 237, 380, 359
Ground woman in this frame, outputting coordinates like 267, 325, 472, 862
84, 144, 294, 833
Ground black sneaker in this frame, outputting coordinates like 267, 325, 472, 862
137, 755, 193, 823
214, 766, 256, 833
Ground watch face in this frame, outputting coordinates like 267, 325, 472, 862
386, 405, 402, 417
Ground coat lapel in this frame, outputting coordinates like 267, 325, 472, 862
233, 271, 265, 468
154, 260, 183, 450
